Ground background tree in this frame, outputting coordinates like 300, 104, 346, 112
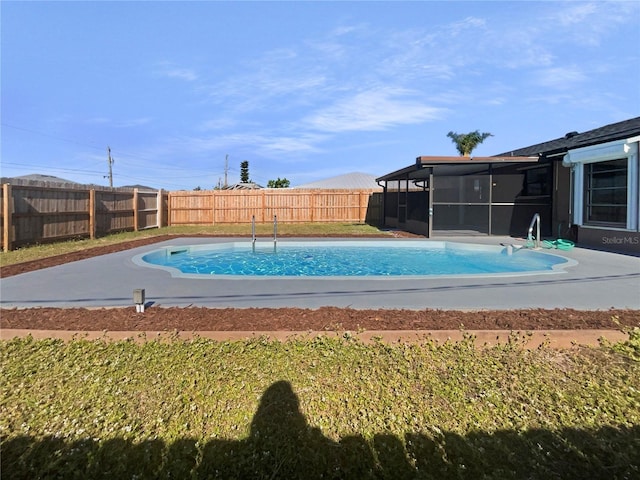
447, 130, 493, 156
267, 177, 290, 188
240, 160, 250, 183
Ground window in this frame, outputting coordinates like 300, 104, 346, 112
584, 159, 627, 226
523, 166, 551, 196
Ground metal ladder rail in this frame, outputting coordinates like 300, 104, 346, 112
273, 215, 277, 248
527, 213, 540, 249
251, 215, 278, 251
251, 215, 256, 245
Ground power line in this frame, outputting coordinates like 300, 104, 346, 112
4, 123, 234, 171
3, 123, 242, 177
1, 161, 105, 175
2, 160, 227, 183
3, 123, 251, 187
1, 122, 105, 153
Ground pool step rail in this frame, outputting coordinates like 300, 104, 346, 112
526, 213, 541, 249
251, 215, 278, 252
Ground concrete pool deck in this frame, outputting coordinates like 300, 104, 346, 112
1, 236, 639, 310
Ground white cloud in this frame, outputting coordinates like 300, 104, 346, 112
135, 4, 638, 172
545, 1, 639, 46
258, 134, 326, 156
525, 92, 575, 106
84, 116, 151, 128
308, 23, 368, 60
200, 58, 328, 113
85, 116, 110, 124
165, 68, 198, 81
445, 16, 487, 37
116, 117, 152, 128
534, 66, 587, 89
551, 2, 598, 26
198, 118, 238, 131
155, 62, 199, 81
304, 88, 445, 133
141, 129, 326, 163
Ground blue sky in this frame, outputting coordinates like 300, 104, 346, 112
2, 1, 639, 190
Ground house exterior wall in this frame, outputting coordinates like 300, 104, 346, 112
575, 228, 639, 254
552, 159, 573, 240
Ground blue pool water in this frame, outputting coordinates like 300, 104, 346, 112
135, 241, 573, 278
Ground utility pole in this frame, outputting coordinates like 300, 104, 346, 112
224, 154, 229, 188
106, 146, 114, 187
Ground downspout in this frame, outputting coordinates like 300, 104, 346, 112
561, 153, 574, 236
377, 180, 386, 228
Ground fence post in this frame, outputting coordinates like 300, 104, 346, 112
88, 189, 96, 239
157, 189, 163, 228
359, 191, 368, 223
211, 191, 215, 225
167, 192, 172, 226
133, 188, 139, 231
3, 183, 13, 251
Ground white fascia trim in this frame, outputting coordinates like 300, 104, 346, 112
573, 164, 583, 226
628, 143, 639, 230
563, 139, 637, 165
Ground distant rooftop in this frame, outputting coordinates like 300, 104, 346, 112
6, 174, 78, 184
294, 172, 381, 189
120, 184, 158, 191
223, 182, 263, 190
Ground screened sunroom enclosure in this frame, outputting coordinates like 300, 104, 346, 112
376, 156, 551, 238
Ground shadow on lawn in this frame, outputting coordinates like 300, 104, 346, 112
3, 380, 639, 479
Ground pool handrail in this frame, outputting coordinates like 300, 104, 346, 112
527, 213, 541, 249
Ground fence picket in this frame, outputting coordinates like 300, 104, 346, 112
1, 184, 382, 250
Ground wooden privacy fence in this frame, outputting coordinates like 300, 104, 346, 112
1, 183, 167, 251
1, 185, 382, 251
168, 189, 381, 226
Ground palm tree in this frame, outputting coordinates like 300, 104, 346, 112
447, 130, 493, 156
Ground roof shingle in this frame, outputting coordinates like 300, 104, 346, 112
496, 117, 640, 157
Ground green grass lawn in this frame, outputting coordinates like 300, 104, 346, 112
2, 333, 639, 479
0, 223, 386, 267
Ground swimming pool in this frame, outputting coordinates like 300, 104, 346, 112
134, 240, 575, 279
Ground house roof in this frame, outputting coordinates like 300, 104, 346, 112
376, 117, 640, 182
120, 184, 158, 191
496, 116, 640, 158
376, 156, 537, 182
223, 182, 263, 190
294, 172, 382, 189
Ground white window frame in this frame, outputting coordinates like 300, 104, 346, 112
563, 137, 639, 231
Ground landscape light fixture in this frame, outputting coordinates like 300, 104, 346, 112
133, 288, 146, 313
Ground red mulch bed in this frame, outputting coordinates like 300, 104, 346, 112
1, 306, 637, 332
